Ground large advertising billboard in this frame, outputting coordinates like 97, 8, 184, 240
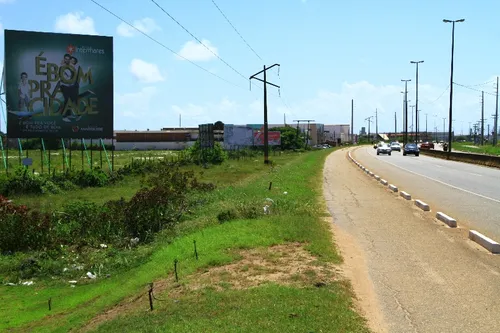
3, 30, 113, 138
253, 131, 281, 146
223, 124, 254, 147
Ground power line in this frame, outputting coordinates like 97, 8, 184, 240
89, 0, 246, 90
462, 80, 495, 88
210, 0, 263, 62
150, 0, 247, 81
453, 82, 496, 96
421, 85, 449, 105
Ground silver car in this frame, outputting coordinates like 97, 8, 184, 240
376, 143, 392, 156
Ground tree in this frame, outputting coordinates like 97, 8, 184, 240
269, 126, 305, 150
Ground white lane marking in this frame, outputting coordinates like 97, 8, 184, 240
435, 165, 443, 168
359, 148, 500, 204
468, 172, 482, 177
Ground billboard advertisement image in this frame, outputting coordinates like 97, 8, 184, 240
3, 30, 113, 138
223, 124, 254, 147
253, 131, 281, 146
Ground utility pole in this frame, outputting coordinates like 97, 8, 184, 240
284, 113, 286, 126
411, 60, 424, 144
250, 64, 280, 164
410, 105, 415, 140
481, 90, 485, 145
394, 112, 397, 136
442, 117, 447, 142
365, 116, 373, 142
375, 108, 378, 140
443, 18, 465, 155
425, 113, 428, 137
494, 76, 499, 146
351, 99, 354, 144
402, 79, 411, 146
488, 123, 490, 142
179, 114, 182, 127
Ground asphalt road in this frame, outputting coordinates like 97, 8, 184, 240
323, 148, 500, 333
353, 146, 500, 242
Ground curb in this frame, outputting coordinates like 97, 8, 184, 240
400, 191, 411, 200
388, 184, 398, 192
436, 212, 457, 228
415, 199, 430, 211
380, 179, 388, 186
469, 230, 500, 254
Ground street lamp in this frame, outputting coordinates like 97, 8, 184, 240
410, 60, 424, 144
443, 18, 465, 155
401, 80, 411, 145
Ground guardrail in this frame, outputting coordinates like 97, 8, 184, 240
419, 149, 500, 169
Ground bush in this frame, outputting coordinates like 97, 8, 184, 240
0, 167, 61, 196
187, 140, 228, 165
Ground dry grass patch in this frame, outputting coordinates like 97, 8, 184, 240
79, 242, 340, 332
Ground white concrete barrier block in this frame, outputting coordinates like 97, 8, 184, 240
436, 212, 457, 228
380, 179, 388, 186
369, 172, 374, 177
374, 175, 380, 180
388, 184, 398, 192
469, 230, 500, 254
400, 191, 411, 200
415, 199, 430, 211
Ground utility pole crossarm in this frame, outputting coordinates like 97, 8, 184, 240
249, 76, 280, 88
249, 64, 280, 79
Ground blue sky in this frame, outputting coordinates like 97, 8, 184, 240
0, 0, 499, 135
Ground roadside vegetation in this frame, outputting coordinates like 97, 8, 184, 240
451, 141, 500, 156
0, 140, 367, 332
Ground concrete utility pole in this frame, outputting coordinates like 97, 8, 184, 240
442, 117, 447, 141
410, 105, 415, 140
494, 76, 499, 146
365, 116, 373, 141
394, 112, 397, 135
375, 108, 378, 140
411, 60, 424, 143
443, 18, 465, 155
351, 99, 354, 144
481, 90, 485, 145
425, 113, 428, 137
250, 64, 280, 164
402, 79, 411, 145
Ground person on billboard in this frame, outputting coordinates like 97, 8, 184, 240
59, 54, 81, 122
17, 72, 30, 111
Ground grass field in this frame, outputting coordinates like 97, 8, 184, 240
452, 142, 500, 156
0, 148, 180, 174
0, 148, 369, 333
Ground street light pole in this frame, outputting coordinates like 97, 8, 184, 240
411, 60, 424, 144
443, 18, 465, 156
402, 79, 411, 145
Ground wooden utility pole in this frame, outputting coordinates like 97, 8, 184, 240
250, 64, 280, 164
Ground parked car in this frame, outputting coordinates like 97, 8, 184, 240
403, 143, 419, 156
377, 143, 392, 156
419, 142, 434, 149
390, 142, 401, 152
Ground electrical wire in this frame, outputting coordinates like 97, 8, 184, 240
453, 82, 496, 96
150, 0, 247, 81
210, 0, 263, 62
89, 0, 247, 90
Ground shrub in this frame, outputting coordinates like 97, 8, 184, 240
187, 140, 228, 165
0, 167, 61, 196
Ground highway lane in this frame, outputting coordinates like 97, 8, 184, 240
353, 146, 500, 242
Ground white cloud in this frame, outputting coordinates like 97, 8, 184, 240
176, 39, 218, 62
54, 12, 97, 35
0, 0, 15, 3
116, 87, 158, 120
117, 18, 160, 37
171, 97, 239, 125
129, 59, 165, 83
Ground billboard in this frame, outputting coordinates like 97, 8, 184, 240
253, 131, 281, 146
3, 30, 113, 138
198, 123, 214, 148
223, 124, 254, 147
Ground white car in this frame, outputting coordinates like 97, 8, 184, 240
376, 143, 392, 156
390, 142, 401, 152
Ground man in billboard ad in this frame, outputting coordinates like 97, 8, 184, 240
3, 29, 113, 138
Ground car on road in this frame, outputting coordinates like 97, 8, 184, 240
377, 143, 392, 156
403, 143, 419, 156
390, 142, 401, 152
419, 142, 434, 150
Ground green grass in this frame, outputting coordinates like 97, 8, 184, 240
0, 149, 180, 174
0, 148, 369, 333
452, 142, 500, 156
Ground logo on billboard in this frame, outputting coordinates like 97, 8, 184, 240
66, 44, 105, 55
